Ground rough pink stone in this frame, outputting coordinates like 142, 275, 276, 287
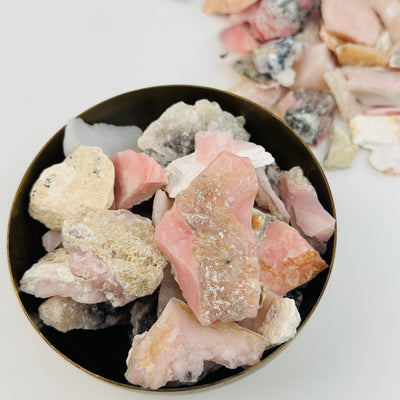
125, 298, 267, 389
257, 220, 328, 296
219, 23, 259, 53
112, 150, 167, 209
155, 151, 261, 325
278, 166, 336, 242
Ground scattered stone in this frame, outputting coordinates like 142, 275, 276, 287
324, 125, 357, 169
19, 248, 107, 304
39, 296, 131, 333
368, 145, 400, 175
62, 208, 168, 307
29, 146, 114, 230
125, 298, 267, 390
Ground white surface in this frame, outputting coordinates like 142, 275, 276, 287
1, 1, 399, 399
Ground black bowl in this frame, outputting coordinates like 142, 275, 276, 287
7, 85, 336, 391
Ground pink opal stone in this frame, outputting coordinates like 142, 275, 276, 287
155, 151, 261, 325
257, 220, 328, 296
125, 298, 267, 389
112, 150, 167, 209
219, 23, 259, 53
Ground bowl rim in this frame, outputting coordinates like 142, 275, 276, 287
7, 84, 336, 392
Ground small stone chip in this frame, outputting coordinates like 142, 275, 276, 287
324, 126, 357, 169
29, 146, 114, 230
336, 43, 389, 67
62, 208, 168, 307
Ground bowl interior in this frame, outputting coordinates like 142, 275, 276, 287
8, 85, 336, 390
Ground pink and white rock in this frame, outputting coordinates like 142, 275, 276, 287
291, 42, 336, 91
112, 150, 167, 209
155, 152, 261, 325
368, 145, 400, 175
321, 0, 380, 46
278, 166, 336, 243
220, 23, 259, 53
125, 298, 267, 389
323, 69, 363, 122
255, 167, 290, 222
203, 0, 258, 14
274, 89, 335, 145
62, 208, 168, 307
29, 146, 114, 230
137, 100, 250, 167
252, 36, 304, 87
233, 0, 319, 42
241, 285, 301, 349
229, 77, 286, 110
257, 220, 328, 296
157, 265, 185, 317
342, 67, 400, 108
38, 296, 131, 333
165, 130, 274, 198
19, 248, 107, 304
42, 230, 62, 252
63, 118, 142, 158
151, 189, 173, 227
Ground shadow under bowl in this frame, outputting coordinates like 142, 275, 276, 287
7, 85, 336, 391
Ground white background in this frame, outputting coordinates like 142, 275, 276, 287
1, 1, 399, 399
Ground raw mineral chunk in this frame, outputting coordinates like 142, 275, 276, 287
157, 265, 185, 317
324, 69, 363, 122
275, 89, 335, 145
220, 23, 259, 53
255, 167, 290, 222
19, 248, 107, 304
252, 208, 277, 243
125, 298, 267, 389
342, 67, 400, 108
165, 130, 274, 198
229, 77, 286, 110
241, 285, 301, 349
62, 208, 168, 307
252, 36, 304, 87
368, 145, 400, 174
39, 296, 130, 333
350, 115, 400, 149
137, 100, 250, 166
29, 146, 114, 230
336, 44, 389, 67
257, 220, 328, 296
152, 189, 173, 227
278, 166, 336, 243
323, 125, 357, 169
155, 152, 261, 325
203, 0, 258, 14
112, 150, 167, 209
42, 229, 62, 252
63, 118, 142, 158
321, 0, 380, 46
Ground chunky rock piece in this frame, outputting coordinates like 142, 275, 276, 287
19, 248, 106, 304
203, 0, 258, 14
220, 23, 259, 53
275, 89, 335, 145
241, 285, 301, 349
137, 100, 250, 166
62, 209, 168, 307
257, 220, 328, 296
321, 0, 380, 46
42, 230, 62, 252
155, 152, 261, 325
336, 44, 389, 67
253, 36, 304, 87
324, 125, 357, 169
255, 167, 290, 222
112, 150, 167, 209
157, 265, 185, 317
39, 296, 131, 333
29, 146, 114, 230
368, 145, 400, 175
125, 298, 267, 390
278, 166, 336, 243
63, 118, 142, 158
